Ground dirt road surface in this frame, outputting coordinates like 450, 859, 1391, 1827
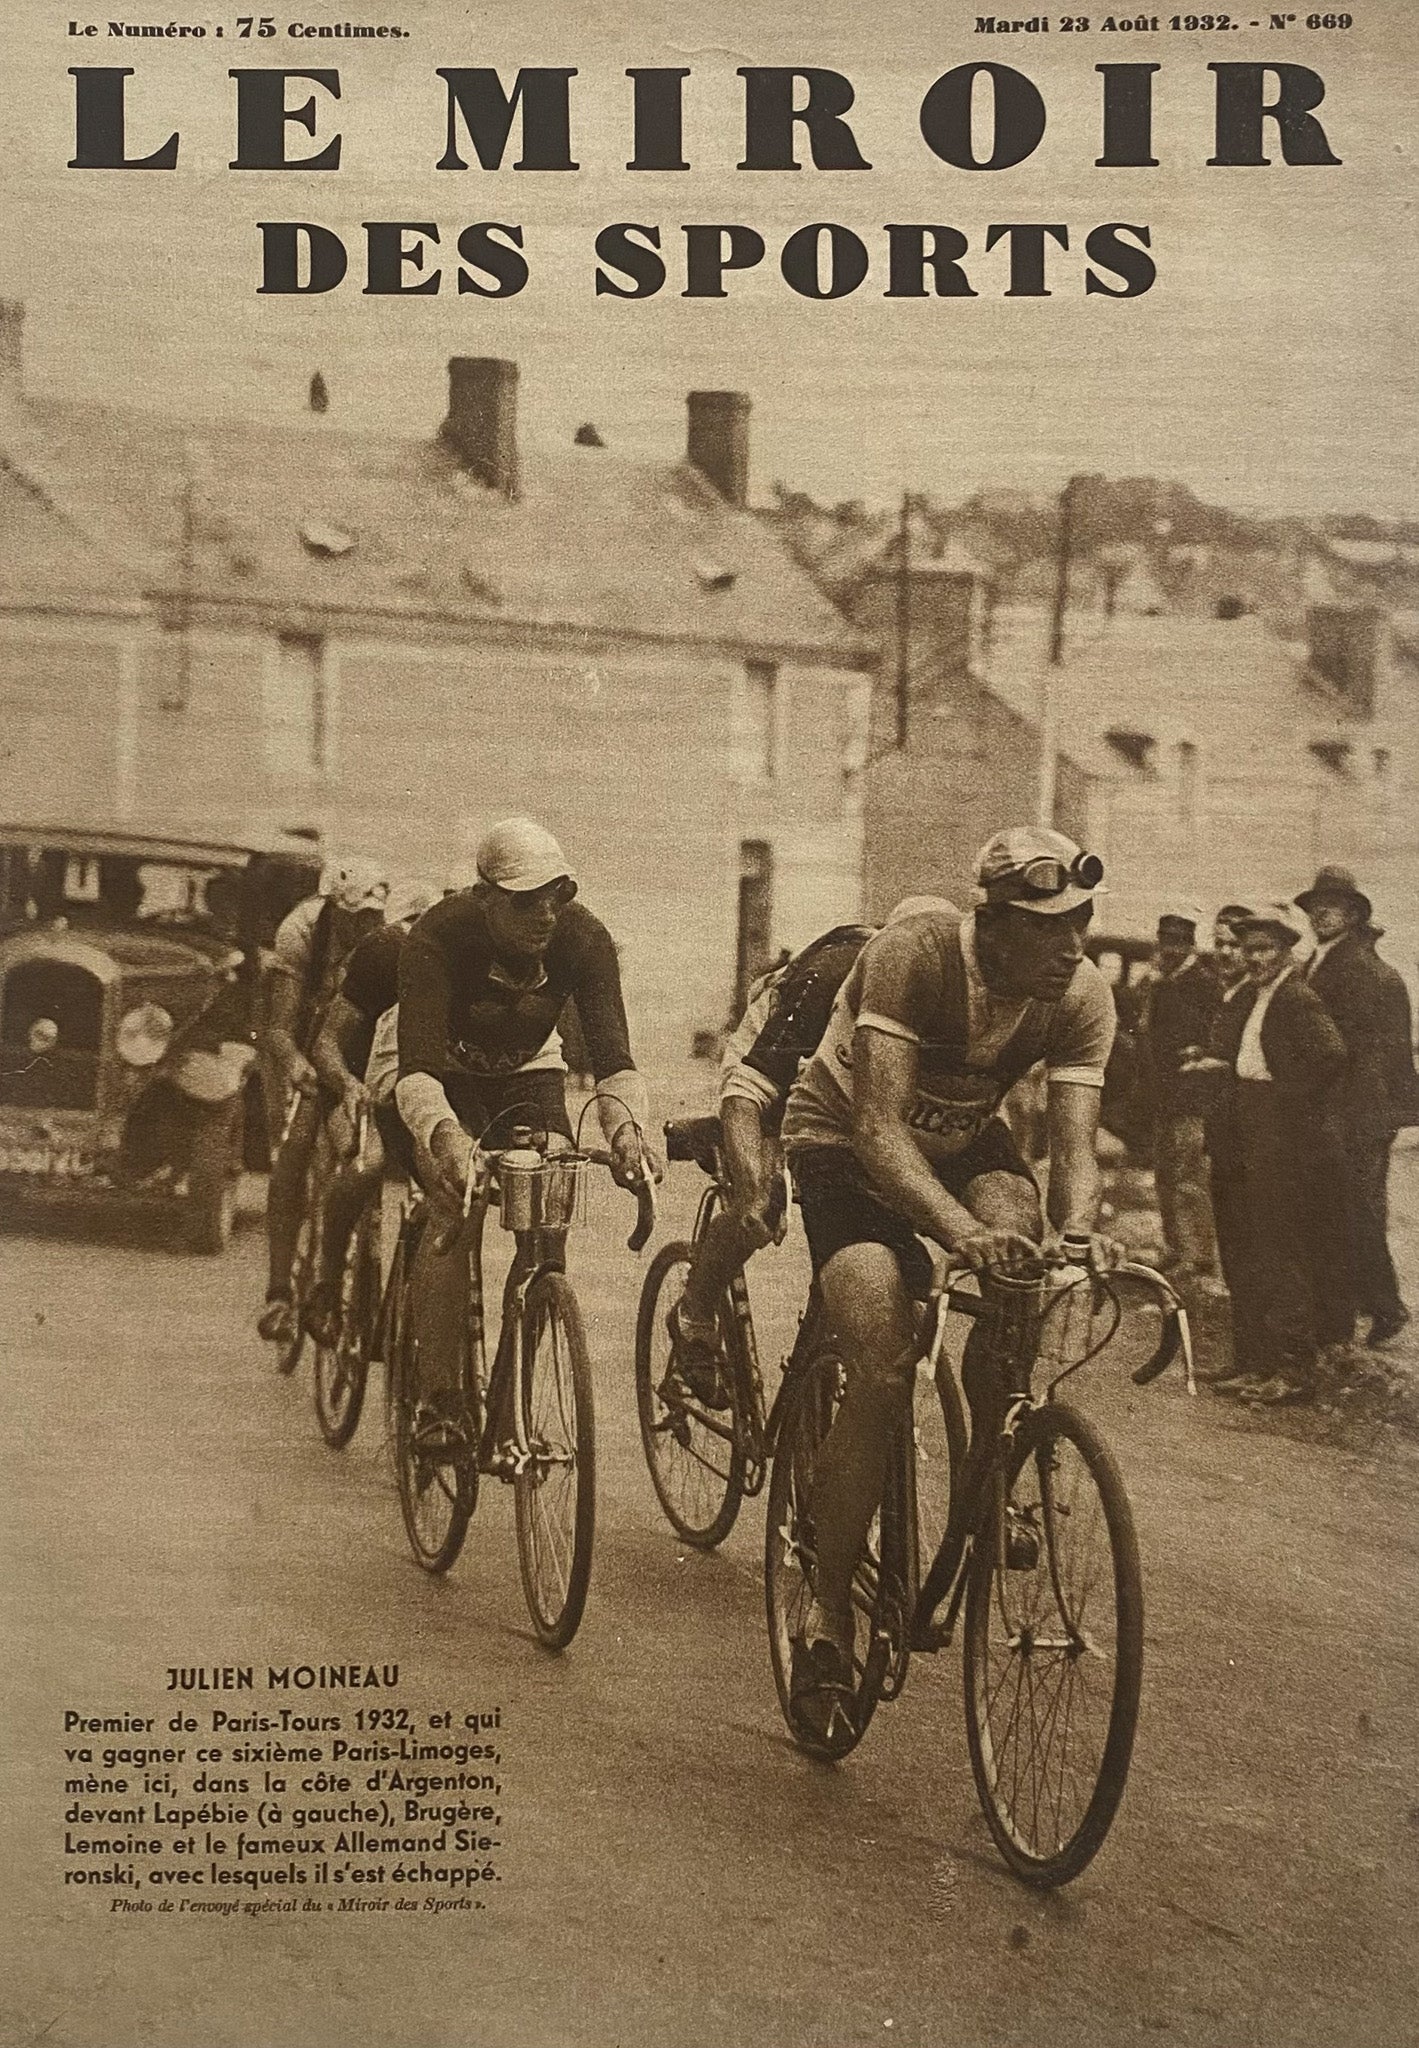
3, 1151, 1417, 2048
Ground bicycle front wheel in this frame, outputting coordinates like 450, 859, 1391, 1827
275, 1215, 312, 1378
392, 1258, 476, 1575
764, 1342, 901, 1762
313, 1211, 375, 1450
963, 1401, 1143, 1887
514, 1272, 595, 1649
634, 1241, 746, 1549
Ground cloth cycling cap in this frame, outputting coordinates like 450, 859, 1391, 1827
318, 856, 390, 914
475, 818, 576, 895
974, 828, 1103, 916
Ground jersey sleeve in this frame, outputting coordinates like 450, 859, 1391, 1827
1045, 960, 1117, 1087
718, 979, 784, 1114
397, 921, 454, 1080
566, 914, 634, 1082
852, 922, 941, 1045
270, 898, 318, 982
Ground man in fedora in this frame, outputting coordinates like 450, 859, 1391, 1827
1296, 865, 1415, 1347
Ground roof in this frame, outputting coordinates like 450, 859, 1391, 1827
0, 394, 870, 664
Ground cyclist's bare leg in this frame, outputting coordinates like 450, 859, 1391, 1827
806, 1240, 918, 1653
408, 1177, 468, 1399
314, 1121, 385, 1297
957, 1169, 1044, 1422
265, 1092, 320, 1301
679, 1210, 762, 1328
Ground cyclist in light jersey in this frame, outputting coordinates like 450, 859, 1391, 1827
780, 828, 1120, 1716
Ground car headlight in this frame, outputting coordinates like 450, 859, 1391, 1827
117, 1002, 174, 1068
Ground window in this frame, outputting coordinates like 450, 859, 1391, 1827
743, 658, 778, 782
1309, 739, 1353, 777
1104, 728, 1156, 776
264, 632, 328, 779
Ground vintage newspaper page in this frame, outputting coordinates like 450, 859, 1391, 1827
2, 2, 1415, 2043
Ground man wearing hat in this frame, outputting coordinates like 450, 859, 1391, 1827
1142, 904, 1220, 1286
1201, 907, 1349, 1403
1297, 865, 1414, 1347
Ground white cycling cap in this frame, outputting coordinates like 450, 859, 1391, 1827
475, 818, 576, 895
318, 856, 390, 914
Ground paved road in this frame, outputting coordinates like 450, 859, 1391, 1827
3, 1159, 1417, 2048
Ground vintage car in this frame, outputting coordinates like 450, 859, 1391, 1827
0, 825, 319, 1250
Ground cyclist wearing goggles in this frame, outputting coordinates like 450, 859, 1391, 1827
780, 826, 1121, 1715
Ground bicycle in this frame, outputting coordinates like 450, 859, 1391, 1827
636, 1113, 854, 1550
764, 1249, 1192, 1887
387, 1113, 655, 1648
311, 1103, 380, 1449
271, 1077, 322, 1380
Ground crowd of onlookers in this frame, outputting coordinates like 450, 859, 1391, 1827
1127, 867, 1418, 1406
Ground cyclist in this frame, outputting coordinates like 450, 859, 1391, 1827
780, 828, 1120, 1717
301, 877, 442, 1345
257, 857, 390, 1345
666, 904, 950, 1408
394, 817, 662, 1428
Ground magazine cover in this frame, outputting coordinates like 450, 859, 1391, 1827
2, 2, 1416, 2043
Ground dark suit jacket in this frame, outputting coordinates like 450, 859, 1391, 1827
1205, 970, 1347, 1177
1306, 934, 1418, 1139
1144, 954, 1220, 1114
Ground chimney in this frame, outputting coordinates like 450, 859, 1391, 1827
441, 357, 518, 497
1307, 604, 1383, 718
0, 299, 23, 396
687, 390, 750, 509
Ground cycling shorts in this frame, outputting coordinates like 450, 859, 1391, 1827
791, 1118, 1037, 1299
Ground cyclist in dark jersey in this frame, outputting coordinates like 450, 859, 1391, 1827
668, 907, 950, 1405
394, 818, 661, 1409
302, 880, 439, 1344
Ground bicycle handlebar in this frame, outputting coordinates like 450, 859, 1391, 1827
936, 1254, 1194, 1392
580, 1146, 658, 1253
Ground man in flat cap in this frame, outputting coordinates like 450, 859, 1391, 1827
1142, 904, 1220, 1288
1297, 866, 1415, 1347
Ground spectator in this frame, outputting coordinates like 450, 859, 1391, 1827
1296, 866, 1416, 1348
1143, 905, 1220, 1289
1198, 905, 1254, 1360
1199, 907, 1348, 1406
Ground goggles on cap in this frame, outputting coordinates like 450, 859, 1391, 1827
1010, 850, 1105, 899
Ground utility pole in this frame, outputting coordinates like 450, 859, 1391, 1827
895, 489, 911, 749
1038, 473, 1080, 827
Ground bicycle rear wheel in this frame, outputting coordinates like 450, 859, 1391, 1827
634, 1241, 747, 1549
275, 1214, 312, 1377
313, 1208, 376, 1450
392, 1248, 477, 1575
963, 1401, 1143, 1887
764, 1341, 902, 1762
514, 1272, 595, 1649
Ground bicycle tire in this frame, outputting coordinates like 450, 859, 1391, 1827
634, 1241, 747, 1550
912, 1351, 969, 1596
764, 1340, 901, 1762
514, 1272, 595, 1649
275, 1214, 312, 1378
313, 1207, 376, 1450
962, 1400, 1143, 1887
392, 1251, 477, 1575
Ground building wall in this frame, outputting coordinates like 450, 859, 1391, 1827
0, 607, 869, 1068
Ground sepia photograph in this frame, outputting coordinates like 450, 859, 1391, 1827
1, 2, 1416, 2042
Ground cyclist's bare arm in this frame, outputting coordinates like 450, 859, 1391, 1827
312, 994, 370, 1105
721, 1094, 780, 1246
852, 1029, 1035, 1272
263, 970, 315, 1092
1045, 1078, 1104, 1237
